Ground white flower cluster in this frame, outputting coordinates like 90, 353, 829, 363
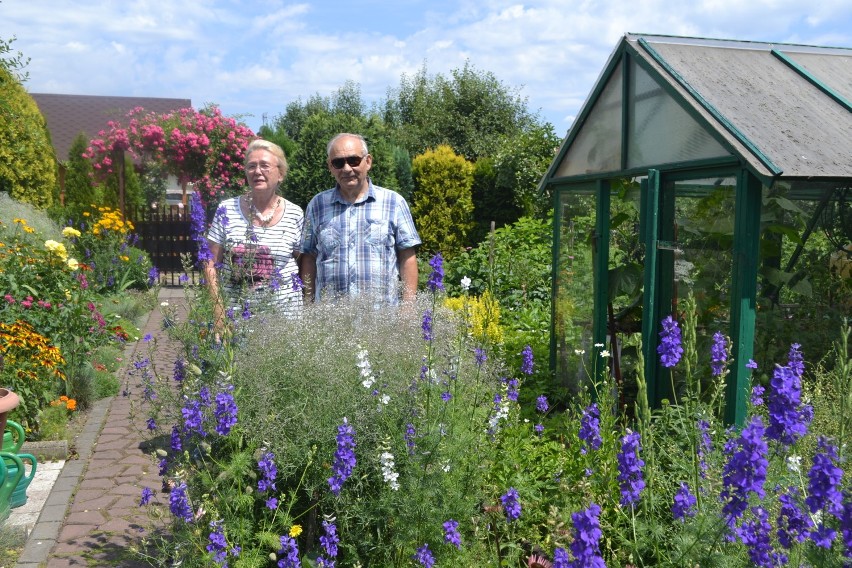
379, 451, 400, 490
487, 397, 510, 434
357, 348, 376, 389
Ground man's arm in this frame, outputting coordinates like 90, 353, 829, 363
397, 247, 418, 302
300, 253, 317, 302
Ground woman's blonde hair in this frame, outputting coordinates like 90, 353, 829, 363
245, 139, 288, 178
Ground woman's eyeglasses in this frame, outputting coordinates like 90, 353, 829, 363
330, 155, 365, 169
247, 163, 274, 174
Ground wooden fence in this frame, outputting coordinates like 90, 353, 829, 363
128, 204, 199, 286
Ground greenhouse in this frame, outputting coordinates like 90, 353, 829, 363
541, 33, 851, 425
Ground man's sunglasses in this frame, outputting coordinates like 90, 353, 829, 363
330, 155, 365, 169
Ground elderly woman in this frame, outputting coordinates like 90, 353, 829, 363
204, 139, 303, 331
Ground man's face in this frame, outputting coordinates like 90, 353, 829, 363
327, 136, 372, 194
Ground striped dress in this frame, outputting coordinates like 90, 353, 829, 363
206, 196, 304, 317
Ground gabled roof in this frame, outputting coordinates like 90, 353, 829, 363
30, 93, 191, 162
544, 33, 852, 186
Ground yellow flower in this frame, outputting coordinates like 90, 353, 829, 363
64, 289, 71, 300
289, 525, 302, 538
62, 226, 82, 238
66, 258, 79, 270
23, 226, 35, 234
120, 255, 129, 262
83, 212, 90, 217
44, 240, 68, 260
13, 218, 26, 225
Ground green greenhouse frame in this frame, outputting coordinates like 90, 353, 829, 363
540, 33, 852, 425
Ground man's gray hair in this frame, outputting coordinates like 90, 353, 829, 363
326, 133, 369, 157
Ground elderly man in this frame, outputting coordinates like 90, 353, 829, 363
300, 133, 421, 304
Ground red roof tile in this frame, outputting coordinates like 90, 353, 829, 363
30, 93, 191, 161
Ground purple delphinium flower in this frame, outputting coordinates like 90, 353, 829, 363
840, 495, 852, 560
440, 391, 452, 402
266, 497, 278, 510
291, 273, 304, 293
257, 451, 277, 493
553, 547, 569, 568
710, 331, 728, 376
147, 266, 160, 286
534, 423, 544, 435
578, 403, 602, 455
657, 315, 683, 368
750, 385, 766, 407
414, 543, 435, 568
737, 507, 783, 568
568, 503, 606, 567
404, 423, 416, 454
169, 482, 193, 522
170, 425, 182, 452
776, 487, 813, 549
474, 347, 487, 367
241, 300, 252, 320
190, 192, 213, 264
746, 359, 758, 370
139, 486, 154, 506
672, 482, 697, 521
787, 343, 804, 377
182, 398, 206, 437
506, 378, 519, 402
146, 417, 157, 431
617, 430, 645, 507
173, 357, 186, 382
720, 415, 769, 529
421, 310, 433, 341
207, 520, 228, 566
143, 333, 153, 342
426, 253, 445, 292
328, 418, 356, 496
214, 387, 238, 436
277, 535, 301, 568
443, 519, 462, 549
317, 520, 339, 567
536, 395, 549, 414
697, 419, 712, 478
521, 345, 534, 375
806, 437, 844, 547
765, 362, 812, 447
500, 487, 521, 522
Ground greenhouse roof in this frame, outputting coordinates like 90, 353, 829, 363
546, 33, 852, 184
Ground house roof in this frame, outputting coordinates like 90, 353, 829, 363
544, 33, 852, 186
30, 93, 191, 162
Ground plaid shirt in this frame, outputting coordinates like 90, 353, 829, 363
301, 181, 421, 303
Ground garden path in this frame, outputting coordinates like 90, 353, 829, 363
16, 287, 187, 567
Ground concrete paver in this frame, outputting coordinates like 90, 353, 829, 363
15, 288, 187, 568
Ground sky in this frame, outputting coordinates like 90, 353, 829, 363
4, 0, 852, 138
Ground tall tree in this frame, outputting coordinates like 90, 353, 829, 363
411, 145, 474, 258
0, 66, 56, 208
63, 133, 97, 208
384, 61, 537, 161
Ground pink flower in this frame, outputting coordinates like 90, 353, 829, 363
4, 294, 15, 304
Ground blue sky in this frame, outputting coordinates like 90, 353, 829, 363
5, 0, 852, 138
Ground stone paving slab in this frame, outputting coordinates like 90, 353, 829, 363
15, 287, 187, 568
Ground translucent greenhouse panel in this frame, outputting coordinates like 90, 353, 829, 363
553, 61, 623, 177
627, 59, 731, 168
554, 191, 597, 391
666, 177, 736, 395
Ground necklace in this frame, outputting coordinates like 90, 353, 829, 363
247, 195, 281, 225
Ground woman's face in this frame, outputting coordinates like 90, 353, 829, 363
245, 149, 281, 193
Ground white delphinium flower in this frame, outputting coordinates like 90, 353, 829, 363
786, 455, 802, 473
575, 349, 586, 356
379, 451, 400, 490
460, 276, 472, 291
357, 348, 376, 388
594, 343, 604, 348
600, 350, 611, 358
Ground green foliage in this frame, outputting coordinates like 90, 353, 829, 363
470, 156, 520, 246
384, 61, 538, 161
99, 155, 144, 209
62, 133, 97, 208
411, 145, 475, 258
493, 123, 560, 218
0, 33, 29, 81
392, 145, 415, 201
0, 66, 56, 208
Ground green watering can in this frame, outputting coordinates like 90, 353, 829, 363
0, 451, 24, 522
2, 420, 25, 453
4, 453, 36, 508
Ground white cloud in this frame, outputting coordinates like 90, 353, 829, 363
4, 0, 851, 134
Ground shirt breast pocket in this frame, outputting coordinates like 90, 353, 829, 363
366, 220, 392, 248
318, 226, 341, 255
